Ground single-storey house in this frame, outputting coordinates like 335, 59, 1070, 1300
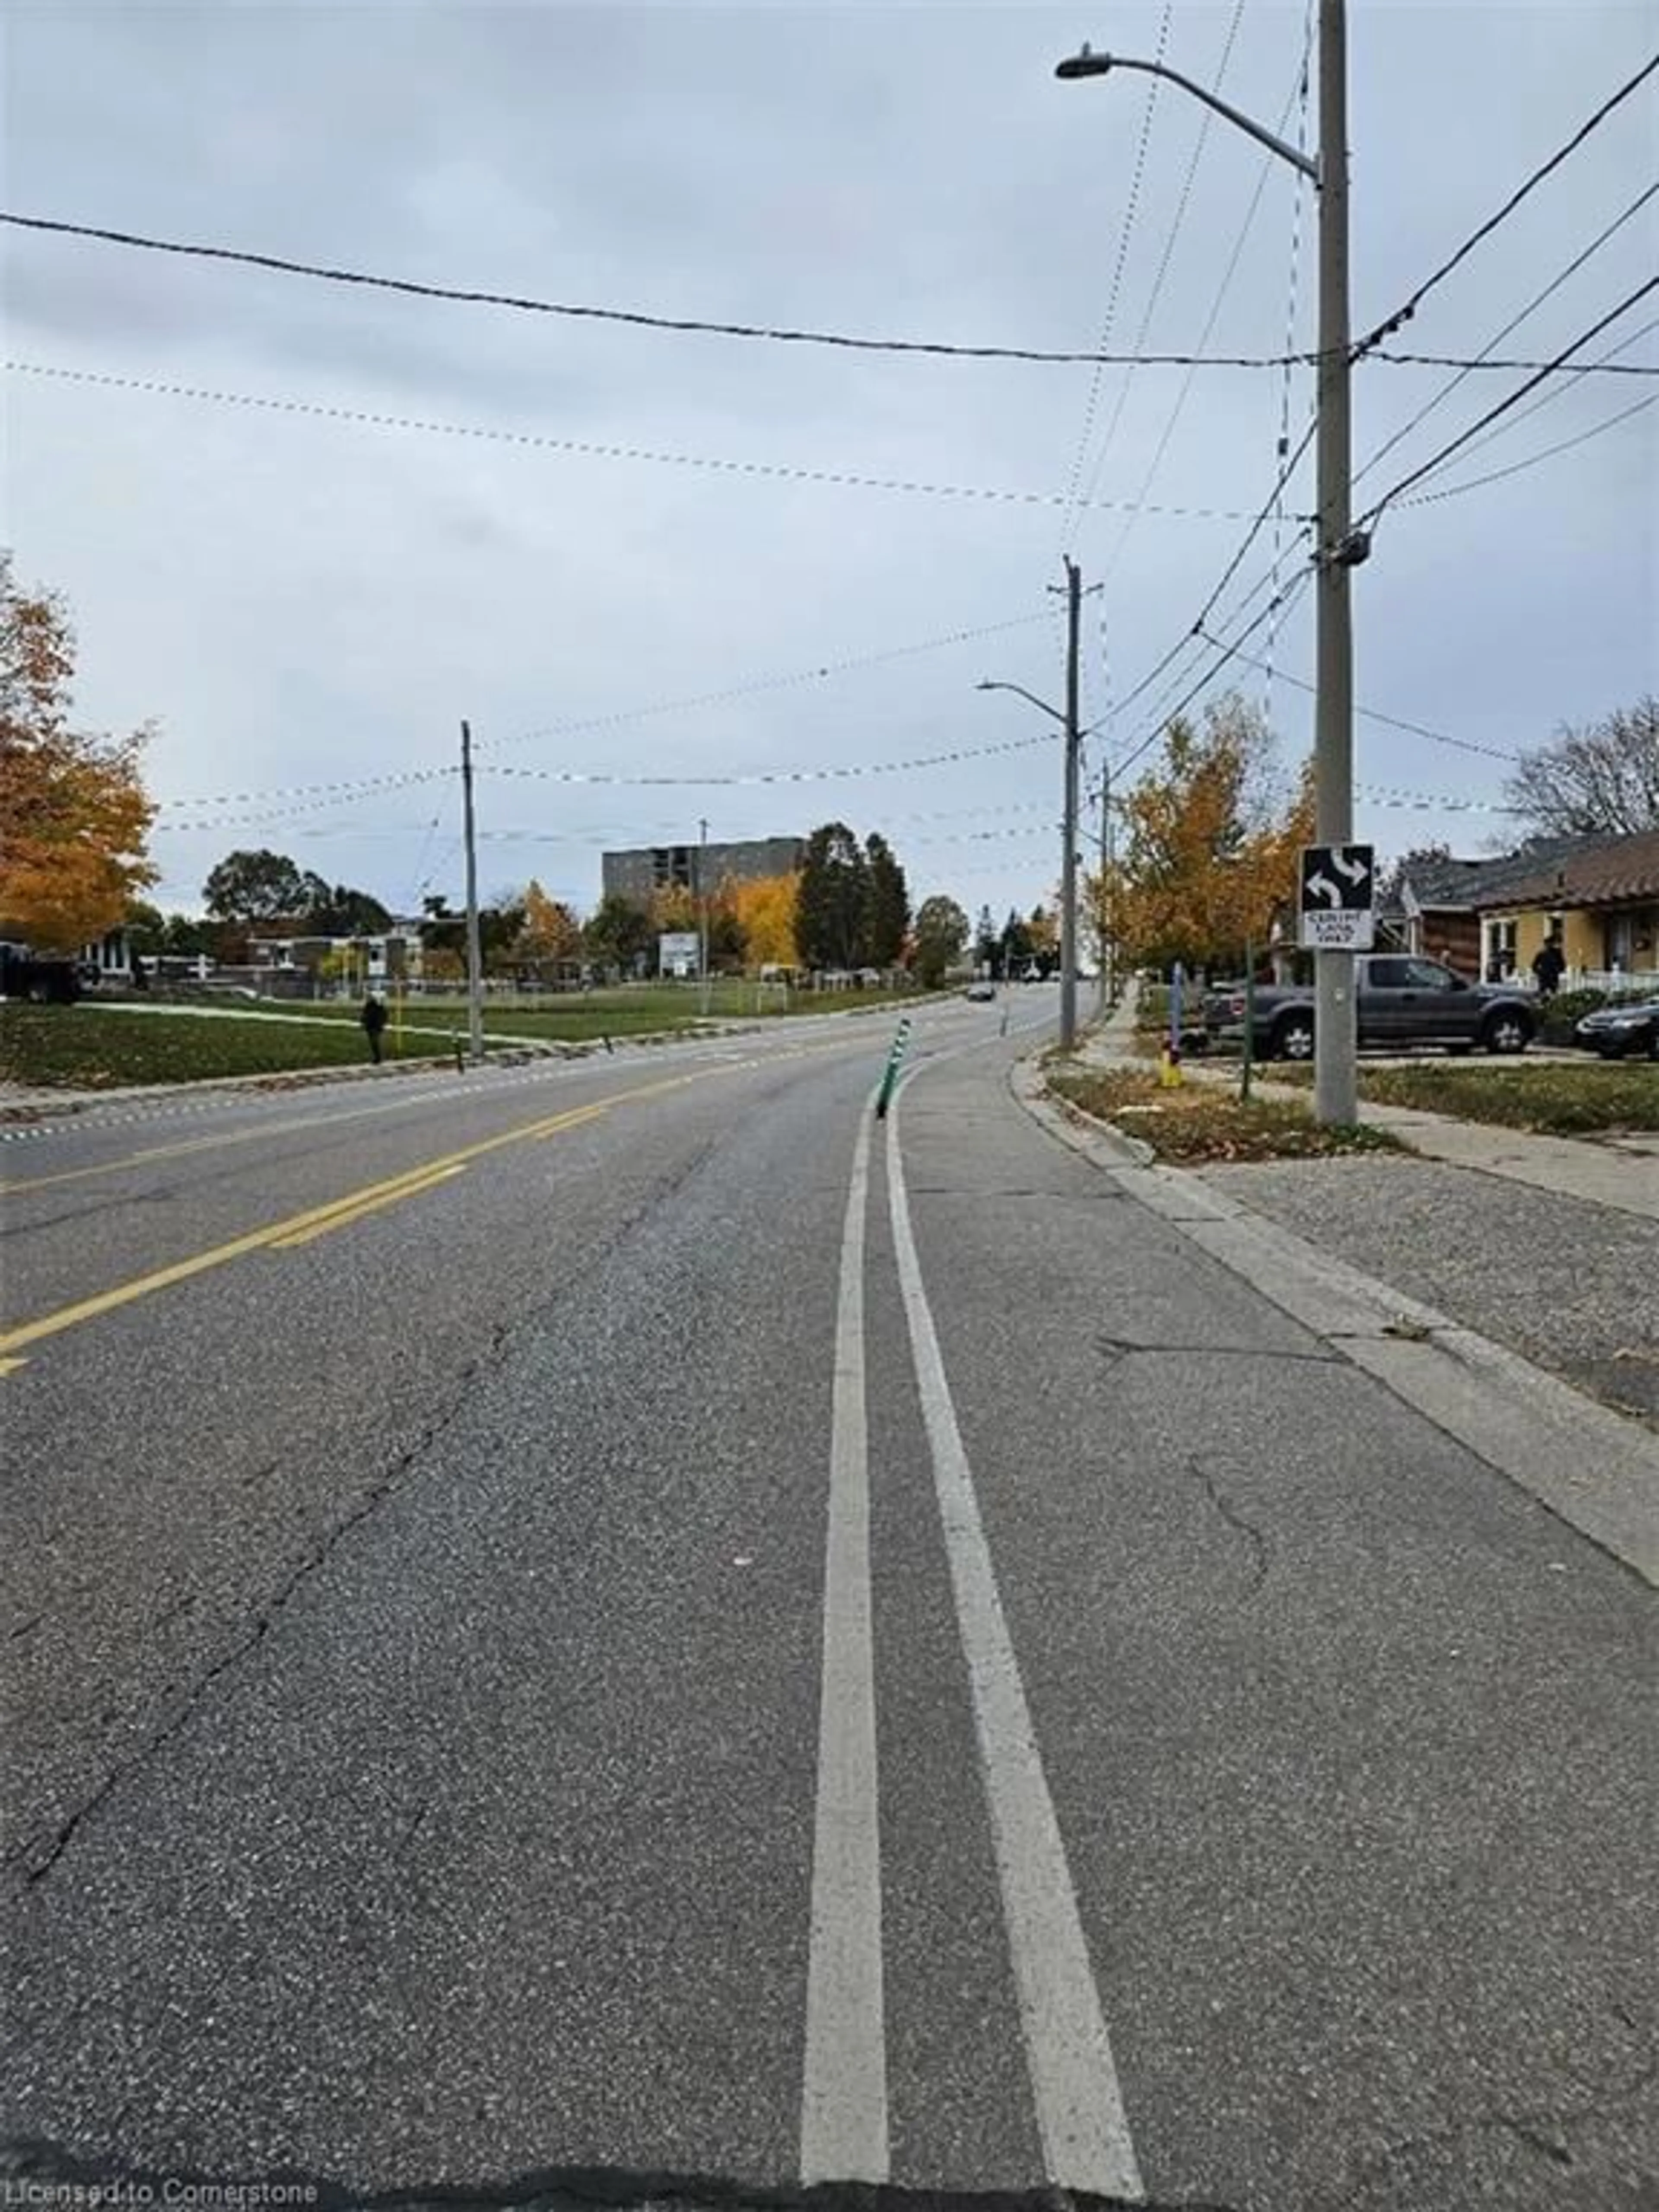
1380, 837, 1612, 976
1470, 828, 1659, 985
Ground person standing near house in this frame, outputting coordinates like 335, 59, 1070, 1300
1531, 931, 1566, 1001
361, 991, 389, 1064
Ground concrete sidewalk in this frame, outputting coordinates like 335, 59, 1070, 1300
1060, 986, 1659, 1436
1078, 981, 1658, 1223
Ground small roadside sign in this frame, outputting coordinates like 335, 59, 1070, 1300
1299, 842, 1375, 950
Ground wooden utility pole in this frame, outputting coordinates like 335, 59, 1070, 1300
461, 718, 484, 1066
1058, 557, 1083, 1050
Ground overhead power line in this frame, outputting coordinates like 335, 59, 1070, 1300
153, 731, 1061, 832
150, 606, 1063, 814
1354, 46, 1659, 357
1109, 565, 1316, 782
1099, 33, 1313, 605
1399, 387, 1659, 505
1354, 178, 1659, 490
1192, 629, 1523, 761
481, 729, 1056, 790
154, 766, 454, 812
1417, 311, 1659, 476
1108, 536, 1309, 731
495, 607, 1063, 753
1361, 275, 1659, 522
1104, 416, 1318, 728
1058, 0, 1175, 545
2, 212, 1653, 376
3, 360, 1271, 523
1074, 0, 1250, 545
1357, 783, 1519, 815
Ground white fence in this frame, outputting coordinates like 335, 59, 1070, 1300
1512, 966, 1658, 995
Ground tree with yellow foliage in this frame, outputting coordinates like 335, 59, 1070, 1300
1090, 693, 1312, 975
731, 871, 801, 969
1, 556, 157, 952
650, 882, 699, 934
517, 880, 581, 969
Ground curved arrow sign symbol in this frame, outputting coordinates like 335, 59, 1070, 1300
1331, 851, 1370, 885
1307, 871, 1342, 907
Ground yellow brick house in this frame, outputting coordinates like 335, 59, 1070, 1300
1472, 830, 1659, 986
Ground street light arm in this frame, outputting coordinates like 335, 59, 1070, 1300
1055, 48, 1320, 182
976, 678, 1067, 725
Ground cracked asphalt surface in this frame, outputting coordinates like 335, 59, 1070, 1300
3, 997, 1654, 2212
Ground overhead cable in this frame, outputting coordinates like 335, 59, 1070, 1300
4, 360, 1274, 523
1109, 566, 1316, 781
3, 212, 1653, 375
1410, 310, 1659, 480
1354, 178, 1659, 490
1099, 30, 1312, 604
479, 729, 1057, 789
1398, 387, 1659, 505
1074, 0, 1250, 542
1191, 629, 1523, 761
1360, 275, 1659, 522
493, 609, 1060, 753
1058, 0, 1176, 545
1353, 47, 1659, 357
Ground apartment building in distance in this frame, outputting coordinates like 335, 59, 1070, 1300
601, 836, 805, 903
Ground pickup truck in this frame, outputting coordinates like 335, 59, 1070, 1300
1203, 955, 1537, 1060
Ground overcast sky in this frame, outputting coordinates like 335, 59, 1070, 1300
3, 0, 1656, 925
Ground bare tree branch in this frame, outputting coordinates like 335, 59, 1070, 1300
1503, 696, 1659, 836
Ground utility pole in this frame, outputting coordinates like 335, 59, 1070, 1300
1095, 766, 1112, 1020
1056, 6, 1357, 1119
1312, 0, 1357, 1126
460, 718, 485, 1067
698, 817, 711, 1016
1058, 556, 1083, 1050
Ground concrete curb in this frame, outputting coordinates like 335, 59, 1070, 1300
1149, 1053, 1659, 1222
1008, 1055, 1154, 1167
1013, 1051, 1659, 1589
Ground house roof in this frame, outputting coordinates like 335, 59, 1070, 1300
1392, 836, 1604, 915
1470, 827, 1659, 911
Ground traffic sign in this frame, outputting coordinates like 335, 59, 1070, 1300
1299, 842, 1375, 950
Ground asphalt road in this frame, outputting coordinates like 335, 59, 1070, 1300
2, 992, 1654, 2212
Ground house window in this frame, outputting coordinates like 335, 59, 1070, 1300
1484, 916, 1517, 979
1604, 912, 1640, 972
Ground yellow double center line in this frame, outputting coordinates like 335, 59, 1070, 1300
0, 1079, 694, 1373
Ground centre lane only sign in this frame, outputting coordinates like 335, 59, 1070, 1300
1299, 842, 1376, 949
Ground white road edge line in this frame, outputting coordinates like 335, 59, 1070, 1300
884, 1076, 1145, 2203
801, 1108, 889, 2184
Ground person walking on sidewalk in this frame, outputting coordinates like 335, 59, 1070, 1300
1531, 932, 1566, 1002
361, 991, 389, 1064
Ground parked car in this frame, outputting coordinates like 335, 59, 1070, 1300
1204, 955, 1537, 1060
0, 945, 82, 1004
964, 979, 997, 1002
1573, 997, 1659, 1060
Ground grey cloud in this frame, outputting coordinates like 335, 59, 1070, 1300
4, 1, 1656, 927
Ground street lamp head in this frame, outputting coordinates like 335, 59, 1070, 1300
1055, 44, 1116, 80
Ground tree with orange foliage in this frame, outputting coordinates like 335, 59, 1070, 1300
1, 556, 157, 952
1089, 693, 1311, 975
